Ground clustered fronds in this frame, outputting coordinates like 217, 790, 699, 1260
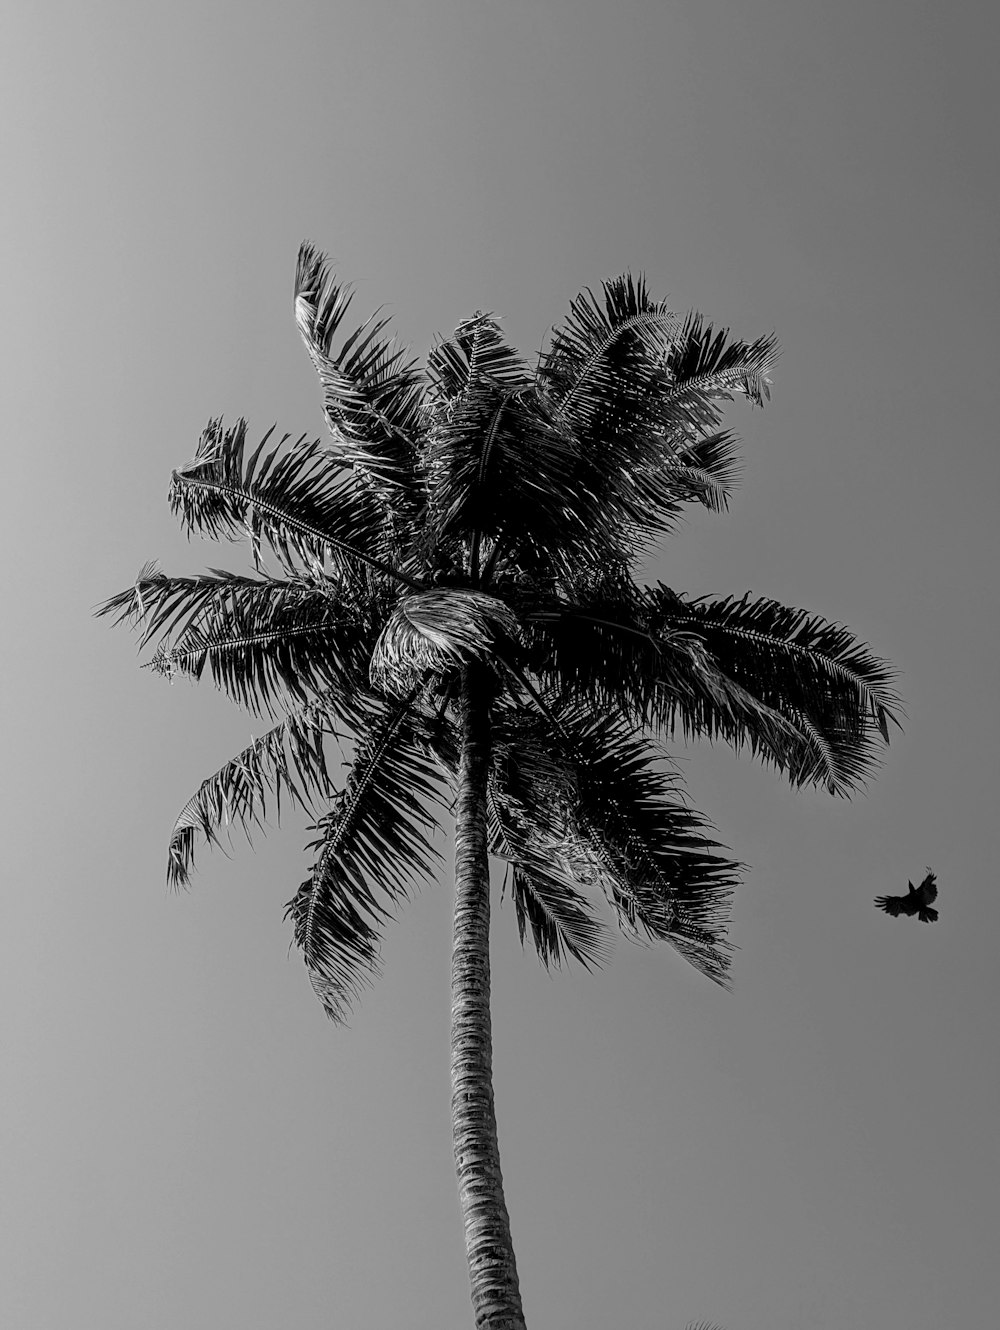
284, 693, 444, 1021
96, 243, 900, 1018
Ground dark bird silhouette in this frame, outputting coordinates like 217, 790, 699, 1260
875, 869, 938, 922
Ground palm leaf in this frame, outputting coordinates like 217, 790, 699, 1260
523, 588, 800, 765
423, 315, 583, 576
647, 586, 903, 793
98, 565, 380, 717
537, 277, 687, 551
564, 712, 739, 985
489, 700, 739, 986
96, 563, 280, 649
170, 418, 419, 586
662, 312, 778, 418
294, 242, 426, 509
284, 694, 445, 1021
146, 577, 379, 718
487, 716, 609, 969
504, 860, 609, 971
524, 577, 900, 796
538, 273, 683, 428
426, 312, 533, 399
632, 428, 743, 515
535, 277, 772, 560
167, 697, 342, 887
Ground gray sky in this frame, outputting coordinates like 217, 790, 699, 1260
4, 2, 998, 1327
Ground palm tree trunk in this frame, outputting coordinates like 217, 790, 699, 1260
451, 665, 526, 1330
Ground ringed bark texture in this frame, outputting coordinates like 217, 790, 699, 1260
451, 667, 526, 1330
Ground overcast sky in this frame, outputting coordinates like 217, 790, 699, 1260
4, 2, 998, 1328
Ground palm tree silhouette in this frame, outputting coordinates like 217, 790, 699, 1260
98, 244, 900, 1329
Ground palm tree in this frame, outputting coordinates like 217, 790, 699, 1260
98, 244, 900, 1330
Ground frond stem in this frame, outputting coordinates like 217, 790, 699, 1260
301, 691, 419, 966
556, 308, 682, 418
664, 609, 898, 713
176, 475, 426, 591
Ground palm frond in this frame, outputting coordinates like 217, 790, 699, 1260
491, 701, 739, 986
97, 565, 380, 717
144, 575, 378, 718
370, 588, 520, 697
97, 563, 269, 647
523, 589, 798, 765
422, 315, 584, 574
284, 694, 445, 1021
663, 312, 778, 419
486, 717, 609, 969
534, 277, 772, 561
537, 276, 687, 555
648, 586, 903, 793
538, 273, 683, 427
634, 428, 743, 515
570, 718, 738, 985
294, 242, 426, 508
506, 860, 609, 970
167, 697, 342, 888
427, 384, 583, 557
170, 418, 419, 586
426, 312, 533, 399
524, 577, 900, 797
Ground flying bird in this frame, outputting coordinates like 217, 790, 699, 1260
875, 869, 938, 922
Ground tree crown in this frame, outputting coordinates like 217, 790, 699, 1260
97, 243, 900, 1019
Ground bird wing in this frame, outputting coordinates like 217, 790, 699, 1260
915, 869, 938, 904
875, 869, 939, 921
874, 892, 914, 916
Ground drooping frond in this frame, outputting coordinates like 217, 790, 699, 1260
560, 711, 739, 985
484, 713, 609, 969
150, 580, 377, 718
167, 697, 341, 888
370, 588, 520, 697
490, 702, 739, 986
294, 242, 426, 509
97, 563, 274, 648
505, 859, 610, 971
523, 575, 901, 796
647, 587, 903, 793
170, 418, 419, 586
98, 564, 380, 717
661, 312, 778, 422
634, 428, 743, 515
284, 695, 445, 1021
523, 587, 808, 780
414, 699, 609, 970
